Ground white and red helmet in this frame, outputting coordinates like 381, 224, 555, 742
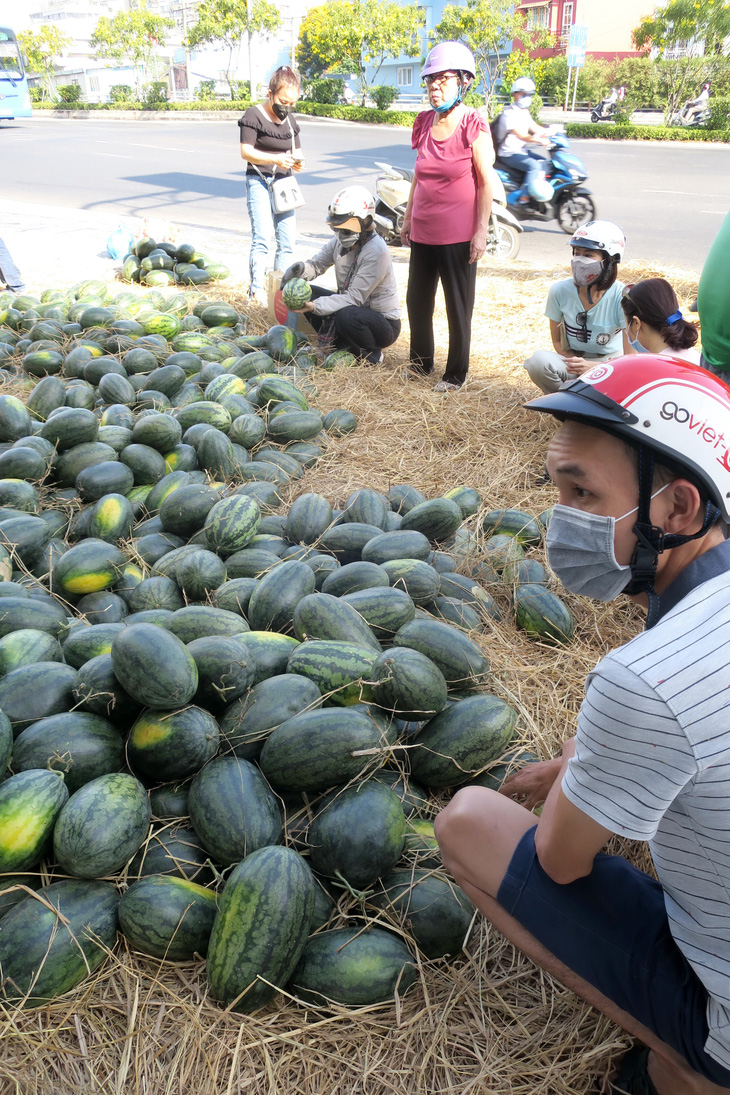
326, 186, 376, 230
569, 220, 626, 262
526, 355, 730, 522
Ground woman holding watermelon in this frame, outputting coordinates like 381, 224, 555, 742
400, 42, 494, 392
239, 66, 304, 306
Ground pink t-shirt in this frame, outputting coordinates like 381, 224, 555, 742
410, 108, 488, 246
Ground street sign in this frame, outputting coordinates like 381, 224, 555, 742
566, 24, 588, 69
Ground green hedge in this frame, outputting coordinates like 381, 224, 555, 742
293, 101, 415, 126
33, 99, 416, 125
34, 99, 254, 112
565, 121, 730, 142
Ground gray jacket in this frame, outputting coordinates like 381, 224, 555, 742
302, 233, 400, 320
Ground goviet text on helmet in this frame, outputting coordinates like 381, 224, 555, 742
525, 355, 730, 523
569, 220, 626, 262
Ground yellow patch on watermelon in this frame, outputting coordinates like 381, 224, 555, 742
131, 716, 171, 748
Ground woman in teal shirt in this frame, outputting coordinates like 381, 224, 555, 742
524, 220, 633, 393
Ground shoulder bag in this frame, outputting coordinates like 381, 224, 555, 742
252, 108, 305, 214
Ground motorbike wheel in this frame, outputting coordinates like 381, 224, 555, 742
557, 194, 596, 235
590, 111, 600, 123
487, 223, 521, 262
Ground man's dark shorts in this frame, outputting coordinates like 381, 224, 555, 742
496, 826, 730, 1086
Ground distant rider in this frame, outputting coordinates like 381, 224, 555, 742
493, 77, 549, 201
281, 185, 400, 366
682, 83, 710, 125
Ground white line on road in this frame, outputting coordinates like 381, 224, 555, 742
92, 152, 132, 158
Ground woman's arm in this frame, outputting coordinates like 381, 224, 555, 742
470, 133, 494, 264
399, 173, 417, 247
240, 142, 297, 171
549, 318, 564, 353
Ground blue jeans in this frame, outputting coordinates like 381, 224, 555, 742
0, 238, 25, 293
245, 173, 297, 295
498, 150, 545, 194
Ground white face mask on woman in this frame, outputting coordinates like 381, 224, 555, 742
571, 256, 603, 287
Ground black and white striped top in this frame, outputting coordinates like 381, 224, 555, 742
563, 565, 730, 1069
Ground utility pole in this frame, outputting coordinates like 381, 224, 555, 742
246, 0, 255, 98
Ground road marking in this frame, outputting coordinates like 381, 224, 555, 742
700, 210, 725, 215
92, 152, 132, 158
126, 142, 191, 152
644, 188, 688, 195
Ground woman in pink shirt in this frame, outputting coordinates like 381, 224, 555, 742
401, 42, 494, 392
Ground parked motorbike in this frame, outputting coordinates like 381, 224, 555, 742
590, 86, 625, 123
373, 161, 523, 261
494, 125, 595, 235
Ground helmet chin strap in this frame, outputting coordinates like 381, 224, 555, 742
623, 445, 721, 628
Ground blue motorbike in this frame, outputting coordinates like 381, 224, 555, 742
495, 125, 596, 235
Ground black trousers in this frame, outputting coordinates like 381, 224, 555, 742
406, 240, 477, 386
308, 286, 401, 363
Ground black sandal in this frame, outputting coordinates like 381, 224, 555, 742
610, 1045, 659, 1095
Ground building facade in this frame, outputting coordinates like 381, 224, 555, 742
516, 0, 644, 60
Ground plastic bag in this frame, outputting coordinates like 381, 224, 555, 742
106, 224, 134, 260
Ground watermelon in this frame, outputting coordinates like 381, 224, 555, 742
393, 618, 489, 688
482, 508, 543, 547
110, 624, 199, 709
53, 772, 151, 878
206, 846, 315, 1012
188, 756, 282, 865
0, 880, 119, 1007
0, 769, 69, 872
127, 706, 219, 780
128, 825, 213, 883
119, 875, 217, 961
513, 584, 575, 645
292, 592, 381, 653
307, 781, 406, 889
322, 408, 357, 436
247, 559, 316, 633
287, 640, 376, 705
371, 646, 448, 722
12, 711, 124, 793
259, 707, 390, 793
289, 927, 418, 1006
203, 494, 260, 555
409, 693, 518, 789
322, 350, 356, 370
369, 869, 474, 959
282, 278, 312, 310
219, 672, 321, 759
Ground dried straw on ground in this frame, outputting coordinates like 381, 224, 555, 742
0, 257, 700, 1095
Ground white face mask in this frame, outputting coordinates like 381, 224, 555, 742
516, 95, 533, 109
571, 256, 603, 287
546, 483, 671, 601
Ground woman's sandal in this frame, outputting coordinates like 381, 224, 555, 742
433, 380, 464, 393
609, 1045, 659, 1095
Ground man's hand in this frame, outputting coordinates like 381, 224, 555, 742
501, 758, 562, 812
400, 217, 411, 247
290, 301, 314, 314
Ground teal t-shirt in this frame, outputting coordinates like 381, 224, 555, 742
545, 279, 626, 356
697, 212, 730, 369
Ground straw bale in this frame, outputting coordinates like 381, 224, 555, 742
0, 256, 700, 1094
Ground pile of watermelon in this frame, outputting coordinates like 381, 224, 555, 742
0, 281, 575, 1015
120, 237, 230, 288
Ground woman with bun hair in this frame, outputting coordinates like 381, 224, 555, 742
621, 278, 700, 364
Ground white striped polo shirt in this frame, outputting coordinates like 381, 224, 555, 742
562, 538, 730, 1069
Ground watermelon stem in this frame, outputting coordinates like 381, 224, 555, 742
331, 870, 375, 902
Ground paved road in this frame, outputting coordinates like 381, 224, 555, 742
1, 114, 728, 286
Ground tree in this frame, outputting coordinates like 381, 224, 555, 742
433, 0, 551, 112
633, 0, 730, 119
186, 0, 280, 100
18, 26, 71, 102
90, 3, 174, 88
297, 1, 424, 102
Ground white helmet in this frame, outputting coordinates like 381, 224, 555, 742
569, 220, 626, 262
326, 186, 376, 230
511, 77, 536, 96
